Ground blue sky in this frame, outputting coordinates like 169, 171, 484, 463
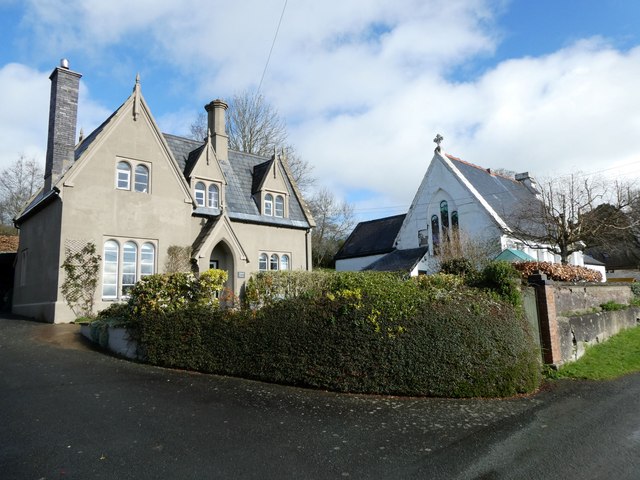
2, 0, 640, 220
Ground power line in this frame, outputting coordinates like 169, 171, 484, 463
258, 0, 288, 93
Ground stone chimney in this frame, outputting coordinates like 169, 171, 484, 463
204, 99, 229, 162
43, 59, 82, 191
515, 172, 540, 196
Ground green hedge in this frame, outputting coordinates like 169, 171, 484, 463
127, 271, 541, 398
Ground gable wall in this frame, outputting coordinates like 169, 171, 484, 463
395, 154, 502, 257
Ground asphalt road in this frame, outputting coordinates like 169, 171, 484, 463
1, 315, 639, 479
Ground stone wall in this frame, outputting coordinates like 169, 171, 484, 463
530, 281, 639, 366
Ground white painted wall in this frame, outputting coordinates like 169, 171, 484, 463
335, 254, 385, 272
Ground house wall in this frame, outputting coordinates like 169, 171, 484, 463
12, 201, 63, 322
335, 254, 385, 272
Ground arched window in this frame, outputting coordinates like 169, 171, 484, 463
440, 200, 449, 241
140, 243, 155, 278
431, 214, 440, 253
275, 195, 285, 217
102, 240, 119, 298
259, 253, 268, 271
116, 161, 131, 190
264, 194, 273, 216
134, 164, 149, 193
208, 184, 219, 208
122, 241, 137, 295
280, 254, 290, 271
451, 210, 459, 230
270, 254, 279, 270
195, 182, 206, 207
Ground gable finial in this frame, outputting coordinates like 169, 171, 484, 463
78, 127, 84, 144
433, 134, 443, 153
133, 72, 141, 121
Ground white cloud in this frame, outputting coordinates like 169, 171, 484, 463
4, 0, 640, 223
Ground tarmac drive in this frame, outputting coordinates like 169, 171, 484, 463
1, 315, 639, 479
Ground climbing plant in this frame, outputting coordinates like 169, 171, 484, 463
61, 242, 101, 318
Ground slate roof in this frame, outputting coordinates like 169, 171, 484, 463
164, 134, 310, 228
334, 214, 406, 260
445, 155, 540, 223
364, 247, 428, 272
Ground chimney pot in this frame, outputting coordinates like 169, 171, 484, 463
60, 58, 69, 69
204, 99, 229, 161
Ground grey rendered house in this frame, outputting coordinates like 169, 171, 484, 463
13, 60, 314, 323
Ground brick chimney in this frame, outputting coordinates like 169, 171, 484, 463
204, 99, 228, 162
43, 59, 82, 191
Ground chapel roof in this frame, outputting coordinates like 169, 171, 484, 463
334, 214, 406, 260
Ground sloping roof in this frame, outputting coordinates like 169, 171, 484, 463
494, 248, 537, 262
364, 247, 428, 272
583, 254, 606, 267
164, 134, 311, 228
251, 159, 273, 195
335, 214, 406, 260
445, 155, 540, 224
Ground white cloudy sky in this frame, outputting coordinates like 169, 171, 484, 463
2, 0, 640, 220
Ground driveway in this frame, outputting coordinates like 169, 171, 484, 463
1, 315, 639, 479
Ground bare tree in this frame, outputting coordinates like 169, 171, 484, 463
508, 173, 639, 264
0, 155, 43, 225
190, 91, 315, 192
308, 188, 356, 268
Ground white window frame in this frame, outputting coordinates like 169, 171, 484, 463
134, 164, 150, 193
102, 240, 119, 299
116, 161, 131, 190
275, 195, 285, 217
208, 183, 220, 208
270, 254, 279, 270
195, 182, 206, 207
280, 254, 290, 271
102, 238, 157, 301
264, 193, 273, 216
140, 243, 155, 278
259, 253, 268, 271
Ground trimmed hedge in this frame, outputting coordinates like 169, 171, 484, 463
126, 271, 541, 398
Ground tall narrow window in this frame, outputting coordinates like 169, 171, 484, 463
275, 195, 285, 217
134, 164, 149, 193
431, 215, 440, 253
440, 200, 449, 242
259, 253, 268, 271
195, 182, 206, 207
270, 254, 279, 270
208, 184, 220, 208
264, 194, 273, 216
116, 162, 131, 190
122, 241, 137, 296
451, 210, 459, 230
102, 240, 119, 298
140, 243, 155, 278
280, 254, 290, 271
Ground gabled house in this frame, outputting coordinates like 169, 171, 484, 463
13, 60, 314, 323
336, 143, 593, 275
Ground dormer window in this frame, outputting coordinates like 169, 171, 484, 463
264, 193, 273, 216
275, 195, 285, 217
208, 184, 219, 208
195, 182, 206, 207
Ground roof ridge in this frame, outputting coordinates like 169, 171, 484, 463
358, 213, 406, 225
445, 153, 520, 184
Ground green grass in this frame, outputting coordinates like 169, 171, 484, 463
551, 325, 640, 380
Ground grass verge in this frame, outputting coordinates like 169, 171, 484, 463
550, 325, 640, 380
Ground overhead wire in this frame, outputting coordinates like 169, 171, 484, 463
257, 0, 288, 93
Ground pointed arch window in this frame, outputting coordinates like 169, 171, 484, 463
431, 215, 440, 253
116, 162, 131, 190
440, 200, 449, 241
195, 182, 206, 207
208, 184, 220, 208
134, 164, 149, 193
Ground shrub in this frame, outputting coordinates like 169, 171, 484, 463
477, 261, 522, 307
600, 300, 627, 312
132, 271, 541, 398
630, 283, 640, 298
440, 257, 476, 277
